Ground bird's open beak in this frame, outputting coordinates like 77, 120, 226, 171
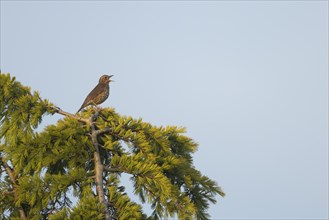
109, 75, 114, 82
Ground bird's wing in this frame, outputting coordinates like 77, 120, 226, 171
77, 83, 103, 111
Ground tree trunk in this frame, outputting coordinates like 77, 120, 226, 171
90, 112, 111, 220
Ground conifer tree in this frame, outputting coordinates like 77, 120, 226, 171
0, 73, 225, 220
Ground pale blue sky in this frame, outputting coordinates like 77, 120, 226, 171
1, 1, 328, 219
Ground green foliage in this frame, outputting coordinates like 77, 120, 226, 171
70, 193, 105, 220
107, 174, 145, 219
0, 73, 225, 219
0, 73, 53, 146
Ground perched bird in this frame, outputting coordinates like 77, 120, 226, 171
77, 75, 114, 112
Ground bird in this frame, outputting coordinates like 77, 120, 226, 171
77, 75, 114, 113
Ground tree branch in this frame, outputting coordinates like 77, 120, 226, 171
103, 166, 121, 173
90, 111, 111, 220
49, 106, 113, 218
50, 106, 89, 124
0, 157, 27, 219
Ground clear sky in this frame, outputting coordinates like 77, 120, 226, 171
1, 1, 328, 219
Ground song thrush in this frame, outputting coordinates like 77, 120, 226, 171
77, 75, 113, 112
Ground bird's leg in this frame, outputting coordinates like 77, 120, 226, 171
96, 106, 102, 112
90, 102, 103, 113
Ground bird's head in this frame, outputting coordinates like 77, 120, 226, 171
99, 75, 114, 84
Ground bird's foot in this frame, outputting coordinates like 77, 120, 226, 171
95, 106, 103, 112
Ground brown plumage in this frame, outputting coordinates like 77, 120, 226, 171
77, 75, 113, 113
